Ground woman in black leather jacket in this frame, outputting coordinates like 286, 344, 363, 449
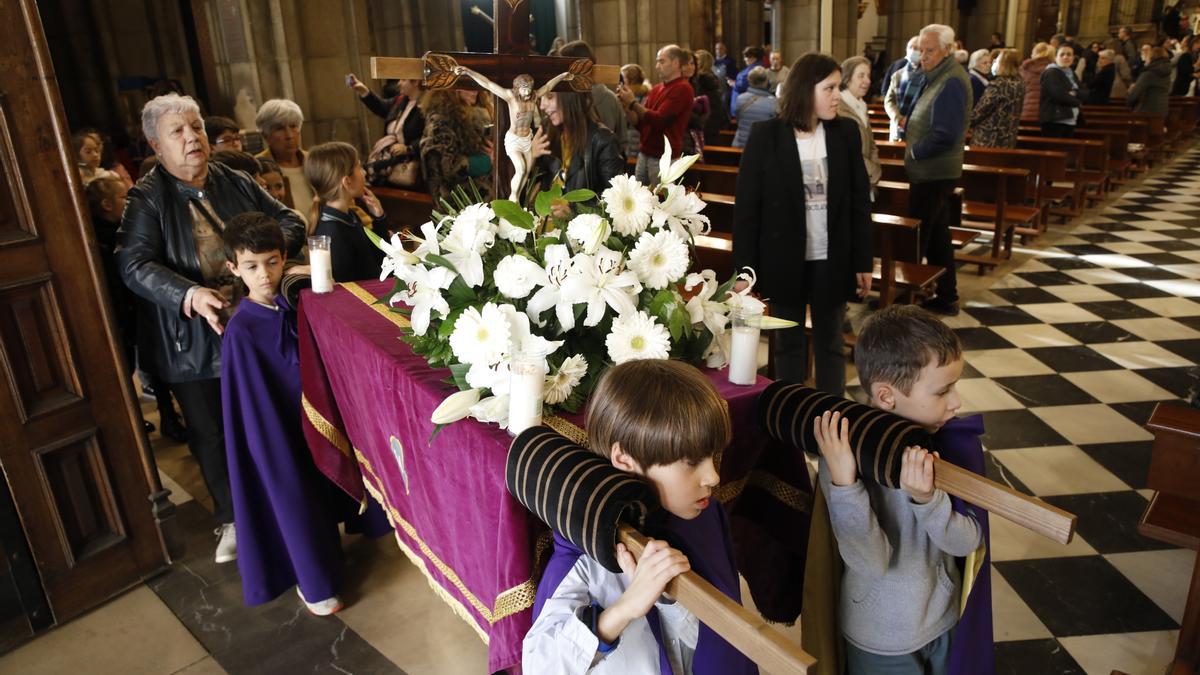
534, 90, 625, 196
1039, 46, 1084, 138
117, 94, 304, 562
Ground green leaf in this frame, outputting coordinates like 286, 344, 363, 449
448, 362, 472, 389
534, 235, 558, 260
425, 253, 459, 275
647, 289, 678, 324
668, 304, 691, 341
446, 276, 476, 306
534, 189, 553, 218
491, 199, 534, 230
362, 224, 385, 251
438, 307, 464, 339
562, 189, 597, 203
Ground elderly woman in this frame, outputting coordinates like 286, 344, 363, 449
968, 49, 992, 101
254, 99, 313, 221
117, 94, 305, 565
731, 66, 777, 147
837, 55, 881, 192
970, 49, 1025, 148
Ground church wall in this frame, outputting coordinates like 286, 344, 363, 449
775, 0, 820, 66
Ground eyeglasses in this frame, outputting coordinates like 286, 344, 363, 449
214, 136, 242, 146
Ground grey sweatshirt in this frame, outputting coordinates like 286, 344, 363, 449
818, 458, 982, 656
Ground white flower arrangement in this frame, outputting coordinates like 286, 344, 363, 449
367, 138, 777, 430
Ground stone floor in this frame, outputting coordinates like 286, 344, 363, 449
2, 146, 1198, 674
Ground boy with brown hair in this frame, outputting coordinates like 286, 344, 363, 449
523, 359, 755, 674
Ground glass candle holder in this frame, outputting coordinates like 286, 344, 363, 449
508, 352, 546, 435
727, 307, 762, 386
308, 235, 333, 294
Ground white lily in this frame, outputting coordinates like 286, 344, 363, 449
684, 270, 732, 367
565, 213, 611, 254
376, 232, 420, 281
430, 388, 482, 425
525, 245, 579, 332
658, 136, 701, 187
561, 248, 642, 327
392, 264, 455, 336
652, 184, 711, 240
499, 304, 563, 359
723, 267, 767, 317
497, 213, 533, 243
469, 394, 510, 427
441, 212, 496, 287
410, 220, 446, 261
466, 360, 510, 395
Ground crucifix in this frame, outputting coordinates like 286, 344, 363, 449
370, 0, 622, 201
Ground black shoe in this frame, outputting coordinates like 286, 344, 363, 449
143, 420, 156, 434
160, 414, 188, 443
920, 297, 960, 316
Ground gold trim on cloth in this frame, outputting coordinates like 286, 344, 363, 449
355, 448, 538, 628
302, 394, 352, 457
713, 470, 812, 512
342, 281, 412, 330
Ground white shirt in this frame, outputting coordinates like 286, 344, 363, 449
796, 125, 829, 261
523, 552, 699, 674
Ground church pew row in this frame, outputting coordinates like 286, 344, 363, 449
373, 186, 433, 232
1015, 136, 1109, 216
875, 141, 1048, 246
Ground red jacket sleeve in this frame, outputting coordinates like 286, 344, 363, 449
641, 84, 694, 132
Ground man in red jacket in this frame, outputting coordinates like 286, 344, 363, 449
617, 44, 695, 185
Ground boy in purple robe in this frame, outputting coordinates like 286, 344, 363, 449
812, 305, 990, 675
523, 359, 757, 675
219, 212, 346, 615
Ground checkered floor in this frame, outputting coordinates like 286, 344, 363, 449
909, 148, 1200, 673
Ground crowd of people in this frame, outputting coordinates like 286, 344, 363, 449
66, 15, 1199, 672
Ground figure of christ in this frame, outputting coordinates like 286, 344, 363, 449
454, 66, 575, 199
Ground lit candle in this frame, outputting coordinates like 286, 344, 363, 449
728, 308, 762, 386
508, 352, 545, 434
308, 235, 333, 293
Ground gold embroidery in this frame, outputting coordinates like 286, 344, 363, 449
301, 394, 351, 457
543, 415, 588, 445
356, 449, 539, 625
342, 281, 412, 330
711, 470, 812, 512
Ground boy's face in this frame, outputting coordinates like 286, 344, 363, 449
612, 445, 720, 520
101, 183, 129, 221
227, 248, 285, 304
258, 171, 286, 202
872, 357, 964, 431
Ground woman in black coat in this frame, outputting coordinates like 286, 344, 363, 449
733, 53, 872, 395
534, 90, 625, 195
349, 75, 426, 185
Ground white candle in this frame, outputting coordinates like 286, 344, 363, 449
728, 325, 761, 385
508, 360, 544, 434
309, 243, 333, 294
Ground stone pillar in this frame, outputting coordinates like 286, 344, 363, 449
581, 0, 690, 74
775, 0, 820, 65
830, 0, 860, 60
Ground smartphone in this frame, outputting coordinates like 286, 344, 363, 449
482, 123, 495, 136
345, 74, 355, 88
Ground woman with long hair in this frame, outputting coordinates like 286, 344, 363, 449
534, 90, 624, 195
733, 53, 872, 394
419, 89, 495, 202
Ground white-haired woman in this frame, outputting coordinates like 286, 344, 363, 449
967, 48, 992, 102
117, 94, 305, 565
837, 55, 881, 192
254, 98, 313, 221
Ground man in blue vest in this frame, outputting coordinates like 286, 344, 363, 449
903, 24, 972, 316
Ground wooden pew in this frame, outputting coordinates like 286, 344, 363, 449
373, 186, 434, 230
702, 145, 743, 167
1016, 136, 1109, 216
682, 163, 740, 195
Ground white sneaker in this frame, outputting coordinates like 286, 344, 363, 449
214, 523, 237, 563
297, 587, 343, 616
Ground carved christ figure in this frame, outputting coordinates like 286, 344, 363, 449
454, 66, 575, 199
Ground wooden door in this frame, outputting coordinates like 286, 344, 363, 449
0, 0, 170, 624
1035, 0, 1062, 42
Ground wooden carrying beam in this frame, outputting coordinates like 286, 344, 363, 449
618, 525, 817, 674
934, 461, 1077, 545
371, 53, 621, 87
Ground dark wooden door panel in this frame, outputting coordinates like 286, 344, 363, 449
0, 0, 169, 625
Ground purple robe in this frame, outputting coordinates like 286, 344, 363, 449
221, 296, 379, 606
532, 502, 758, 675
933, 414, 994, 675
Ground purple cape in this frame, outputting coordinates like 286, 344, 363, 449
220, 296, 385, 606
532, 502, 758, 675
933, 414, 994, 675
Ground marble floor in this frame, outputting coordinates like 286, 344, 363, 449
2, 147, 1198, 674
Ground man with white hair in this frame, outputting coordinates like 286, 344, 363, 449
883, 36, 922, 141
903, 23, 972, 316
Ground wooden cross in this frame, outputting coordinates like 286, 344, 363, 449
370, 0, 621, 200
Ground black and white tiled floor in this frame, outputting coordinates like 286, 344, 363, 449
944, 150, 1200, 674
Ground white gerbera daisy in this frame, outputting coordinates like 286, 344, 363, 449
606, 311, 671, 364
627, 229, 689, 290
565, 214, 611, 254
449, 303, 511, 365
601, 174, 655, 236
544, 354, 588, 405
494, 255, 547, 299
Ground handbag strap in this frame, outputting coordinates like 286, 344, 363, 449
386, 98, 417, 138
736, 95, 762, 118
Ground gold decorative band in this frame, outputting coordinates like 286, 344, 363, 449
302, 394, 351, 457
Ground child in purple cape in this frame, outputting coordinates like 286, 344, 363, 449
813, 305, 992, 675
219, 213, 369, 615
524, 359, 758, 674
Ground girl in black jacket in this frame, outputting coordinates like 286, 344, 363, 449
305, 142, 390, 283
733, 54, 872, 395
534, 91, 625, 197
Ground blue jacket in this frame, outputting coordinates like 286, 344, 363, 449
729, 62, 758, 117
732, 88, 778, 147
